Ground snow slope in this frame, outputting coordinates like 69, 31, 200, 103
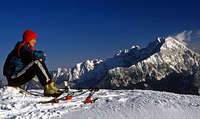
0, 87, 200, 119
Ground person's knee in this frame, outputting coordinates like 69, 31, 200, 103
34, 60, 40, 64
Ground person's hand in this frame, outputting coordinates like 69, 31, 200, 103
44, 53, 46, 57
39, 59, 43, 62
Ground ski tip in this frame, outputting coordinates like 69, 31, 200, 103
85, 97, 99, 104
65, 96, 72, 100
85, 97, 92, 104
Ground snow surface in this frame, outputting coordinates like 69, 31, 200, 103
0, 87, 200, 119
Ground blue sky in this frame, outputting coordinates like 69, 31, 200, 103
0, 0, 199, 74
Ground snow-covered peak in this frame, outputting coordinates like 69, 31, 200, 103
52, 68, 71, 82
57, 68, 62, 74
115, 36, 194, 64
115, 45, 141, 57
160, 36, 188, 51
131, 45, 141, 49
74, 59, 103, 70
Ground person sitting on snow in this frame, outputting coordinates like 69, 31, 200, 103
3, 30, 62, 97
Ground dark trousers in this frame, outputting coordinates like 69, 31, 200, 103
7, 60, 52, 87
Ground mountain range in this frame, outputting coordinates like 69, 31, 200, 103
50, 36, 200, 95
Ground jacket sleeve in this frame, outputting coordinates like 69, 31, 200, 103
20, 44, 46, 62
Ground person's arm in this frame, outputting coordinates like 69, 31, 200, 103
20, 44, 46, 62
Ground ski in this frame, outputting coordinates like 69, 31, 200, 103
38, 88, 83, 104
84, 88, 99, 104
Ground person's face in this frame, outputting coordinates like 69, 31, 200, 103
29, 39, 37, 47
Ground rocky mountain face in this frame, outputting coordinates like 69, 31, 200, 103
98, 37, 200, 94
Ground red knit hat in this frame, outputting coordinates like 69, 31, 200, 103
23, 30, 37, 42
18, 30, 37, 57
